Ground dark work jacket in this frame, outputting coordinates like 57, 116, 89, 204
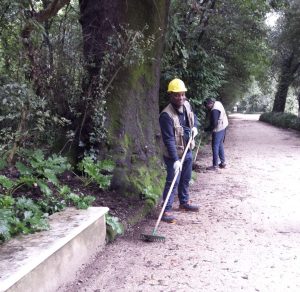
159, 104, 198, 161
205, 109, 220, 132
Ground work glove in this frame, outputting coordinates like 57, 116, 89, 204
173, 160, 182, 173
191, 127, 198, 138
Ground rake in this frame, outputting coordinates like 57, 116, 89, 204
193, 135, 202, 164
140, 134, 194, 242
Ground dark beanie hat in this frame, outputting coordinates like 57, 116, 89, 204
203, 98, 215, 106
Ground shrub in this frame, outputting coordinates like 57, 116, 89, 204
259, 112, 300, 131
77, 156, 115, 189
0, 82, 70, 161
105, 213, 124, 242
0, 195, 49, 243
0, 151, 115, 243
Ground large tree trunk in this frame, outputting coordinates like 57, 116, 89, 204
297, 91, 300, 117
272, 53, 294, 112
272, 52, 300, 113
76, 1, 121, 150
79, 0, 170, 203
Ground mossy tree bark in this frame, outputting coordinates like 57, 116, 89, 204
272, 52, 300, 112
79, 0, 170, 201
77, 1, 121, 149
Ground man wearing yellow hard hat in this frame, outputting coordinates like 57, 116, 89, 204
159, 78, 199, 223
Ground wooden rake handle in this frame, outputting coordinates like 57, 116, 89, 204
152, 134, 194, 235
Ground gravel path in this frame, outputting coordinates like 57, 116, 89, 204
60, 113, 300, 292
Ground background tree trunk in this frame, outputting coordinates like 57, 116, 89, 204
297, 91, 300, 117
79, 0, 170, 202
272, 53, 294, 112
272, 52, 300, 113
272, 72, 292, 112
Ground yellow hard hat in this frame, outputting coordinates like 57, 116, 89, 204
167, 78, 187, 93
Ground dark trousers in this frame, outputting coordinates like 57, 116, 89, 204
162, 150, 193, 211
212, 129, 226, 166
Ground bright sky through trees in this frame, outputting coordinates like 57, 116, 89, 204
265, 12, 280, 27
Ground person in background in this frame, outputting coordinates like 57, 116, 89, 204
159, 78, 199, 223
203, 98, 228, 171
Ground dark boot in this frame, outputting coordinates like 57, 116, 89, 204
219, 162, 226, 169
179, 203, 199, 212
206, 165, 218, 171
161, 211, 176, 223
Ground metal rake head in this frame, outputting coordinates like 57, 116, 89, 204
140, 233, 165, 243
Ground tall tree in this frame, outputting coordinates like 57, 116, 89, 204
79, 0, 170, 201
272, 52, 300, 112
297, 91, 300, 117
271, 0, 300, 112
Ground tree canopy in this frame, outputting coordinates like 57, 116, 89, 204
270, 0, 300, 112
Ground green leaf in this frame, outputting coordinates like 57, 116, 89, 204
78, 157, 114, 189
105, 213, 124, 242
37, 180, 52, 196
0, 195, 15, 207
19, 176, 36, 186
59, 185, 71, 196
96, 159, 115, 172
0, 175, 15, 189
16, 162, 33, 176
43, 169, 59, 185
0, 159, 7, 171
0, 222, 11, 242
66, 192, 95, 209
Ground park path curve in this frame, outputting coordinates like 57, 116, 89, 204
60, 113, 300, 292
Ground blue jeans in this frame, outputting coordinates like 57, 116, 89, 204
212, 129, 226, 166
162, 150, 193, 211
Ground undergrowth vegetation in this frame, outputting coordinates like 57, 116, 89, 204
0, 151, 114, 243
105, 214, 124, 243
260, 112, 300, 131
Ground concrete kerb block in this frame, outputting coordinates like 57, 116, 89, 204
0, 207, 109, 292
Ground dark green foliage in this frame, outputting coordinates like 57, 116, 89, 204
0, 1, 83, 158
77, 156, 115, 189
0, 159, 7, 171
260, 112, 300, 131
160, 0, 271, 116
0, 151, 117, 243
105, 213, 124, 242
0, 195, 49, 243
160, 1, 226, 113
0, 81, 71, 157
141, 185, 158, 205
18, 150, 71, 186
65, 193, 95, 210
0, 175, 15, 190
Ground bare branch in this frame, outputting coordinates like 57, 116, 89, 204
21, 0, 70, 38
35, 0, 70, 22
